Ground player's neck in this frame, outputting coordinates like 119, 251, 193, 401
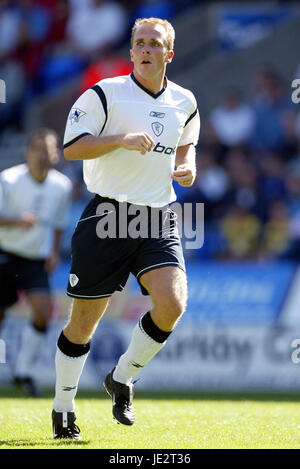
132, 70, 166, 95
28, 165, 49, 183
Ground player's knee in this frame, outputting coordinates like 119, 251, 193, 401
65, 314, 97, 343
157, 296, 186, 320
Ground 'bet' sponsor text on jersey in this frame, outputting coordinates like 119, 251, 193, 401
153, 142, 176, 155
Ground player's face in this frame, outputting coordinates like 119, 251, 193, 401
130, 23, 173, 80
27, 135, 59, 170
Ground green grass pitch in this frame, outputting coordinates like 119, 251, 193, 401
0, 389, 300, 449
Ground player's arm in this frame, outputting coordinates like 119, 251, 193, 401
0, 176, 37, 227
64, 133, 154, 161
0, 212, 36, 228
64, 86, 154, 160
172, 144, 196, 187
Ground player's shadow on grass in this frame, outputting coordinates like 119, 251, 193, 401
0, 439, 90, 448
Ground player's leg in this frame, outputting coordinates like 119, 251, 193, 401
52, 297, 109, 439
103, 204, 187, 425
113, 266, 187, 384
104, 266, 187, 426
0, 250, 18, 335
13, 254, 52, 396
14, 292, 51, 394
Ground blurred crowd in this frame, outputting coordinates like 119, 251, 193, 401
1, 1, 300, 263
180, 65, 300, 262
0, 0, 197, 129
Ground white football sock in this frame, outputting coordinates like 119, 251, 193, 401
53, 348, 89, 412
15, 323, 44, 378
113, 320, 166, 385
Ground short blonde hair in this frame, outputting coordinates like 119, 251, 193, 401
131, 17, 175, 51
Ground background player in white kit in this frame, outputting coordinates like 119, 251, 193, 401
0, 128, 72, 396
52, 17, 200, 439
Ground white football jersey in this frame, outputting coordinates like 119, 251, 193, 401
63, 73, 200, 206
0, 164, 72, 259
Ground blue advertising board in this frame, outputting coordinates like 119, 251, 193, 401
217, 7, 293, 51
51, 260, 296, 326
185, 261, 296, 325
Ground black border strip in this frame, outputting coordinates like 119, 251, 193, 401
184, 108, 197, 127
63, 132, 91, 149
91, 84, 108, 134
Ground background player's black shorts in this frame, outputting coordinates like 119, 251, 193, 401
67, 194, 186, 299
0, 248, 50, 309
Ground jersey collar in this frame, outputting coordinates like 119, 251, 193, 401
130, 72, 167, 99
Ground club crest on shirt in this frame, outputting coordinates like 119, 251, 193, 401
69, 273, 79, 287
151, 122, 164, 137
69, 108, 86, 125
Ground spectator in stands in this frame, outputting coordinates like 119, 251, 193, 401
220, 204, 261, 260
0, 56, 25, 130
80, 49, 132, 94
183, 148, 229, 221
11, 0, 52, 85
66, 0, 127, 60
285, 158, 300, 223
18, 0, 51, 43
258, 152, 286, 206
46, 0, 70, 49
258, 200, 290, 260
132, 0, 176, 21
209, 88, 255, 148
223, 148, 266, 220
250, 65, 293, 152
0, 0, 22, 57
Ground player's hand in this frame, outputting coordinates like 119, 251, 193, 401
172, 164, 196, 187
44, 251, 60, 274
18, 212, 37, 229
121, 132, 155, 155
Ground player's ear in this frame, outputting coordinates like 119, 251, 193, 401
130, 49, 134, 63
166, 50, 174, 63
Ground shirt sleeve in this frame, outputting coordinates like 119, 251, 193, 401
63, 86, 108, 148
178, 108, 200, 147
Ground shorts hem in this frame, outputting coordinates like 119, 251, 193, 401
66, 292, 113, 299
136, 262, 186, 281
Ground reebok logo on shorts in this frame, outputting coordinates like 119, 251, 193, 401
69, 273, 79, 287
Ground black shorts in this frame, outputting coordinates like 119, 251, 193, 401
67, 195, 185, 299
0, 248, 50, 309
